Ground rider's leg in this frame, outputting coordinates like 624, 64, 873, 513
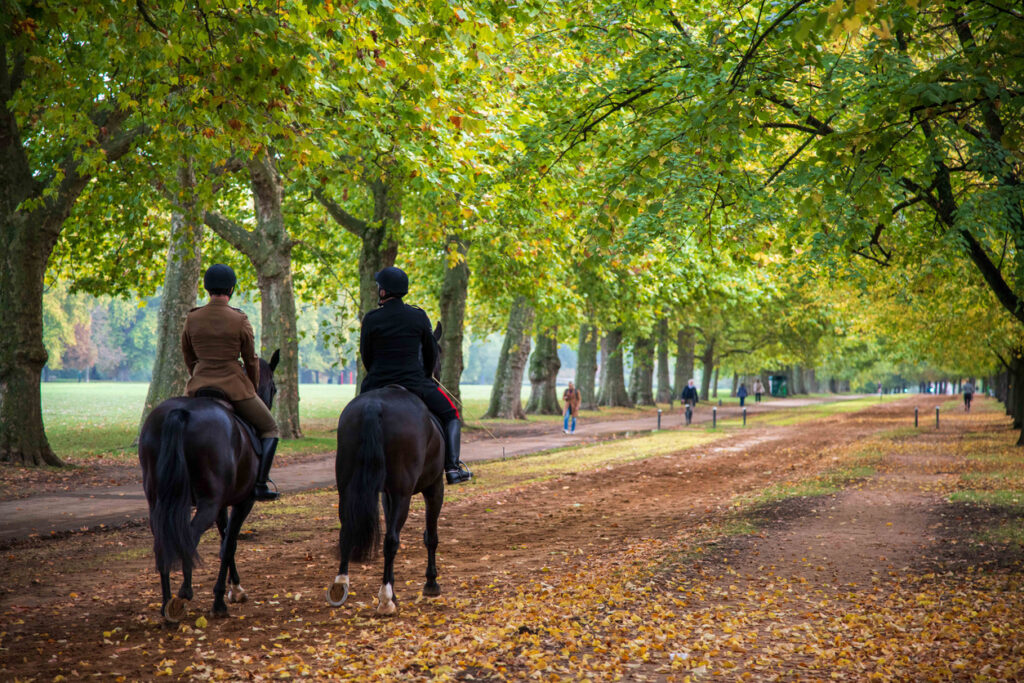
443, 417, 471, 485
234, 397, 280, 501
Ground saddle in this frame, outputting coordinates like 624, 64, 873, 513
194, 387, 263, 457
384, 384, 444, 436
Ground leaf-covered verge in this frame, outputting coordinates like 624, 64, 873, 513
2, 396, 1022, 680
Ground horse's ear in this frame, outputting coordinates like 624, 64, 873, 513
433, 321, 442, 342
269, 349, 280, 372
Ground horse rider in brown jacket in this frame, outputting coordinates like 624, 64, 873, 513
181, 264, 280, 501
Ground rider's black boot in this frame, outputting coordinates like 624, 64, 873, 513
254, 437, 280, 501
443, 419, 472, 485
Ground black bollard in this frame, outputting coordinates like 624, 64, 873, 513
743, 407, 747, 426
657, 409, 662, 430
915, 406, 918, 428
936, 406, 940, 429
712, 406, 717, 428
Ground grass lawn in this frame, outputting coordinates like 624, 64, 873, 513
39, 382, 537, 464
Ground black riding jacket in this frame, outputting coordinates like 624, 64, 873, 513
359, 299, 437, 394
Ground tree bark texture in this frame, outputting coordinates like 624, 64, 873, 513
628, 336, 656, 406
140, 204, 204, 434
674, 328, 695, 400
204, 153, 302, 438
598, 329, 633, 408
438, 235, 468, 410
792, 365, 805, 395
699, 337, 715, 401
1, 72, 143, 465
525, 327, 561, 415
483, 298, 534, 419
656, 319, 673, 404
712, 366, 719, 399
576, 323, 599, 410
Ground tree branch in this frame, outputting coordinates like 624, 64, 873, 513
729, 0, 815, 90
313, 187, 369, 238
203, 210, 258, 257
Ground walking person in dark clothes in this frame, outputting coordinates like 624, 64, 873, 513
359, 266, 471, 484
963, 380, 975, 412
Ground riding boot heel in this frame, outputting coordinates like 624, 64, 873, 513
254, 437, 279, 501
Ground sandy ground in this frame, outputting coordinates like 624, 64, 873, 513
2, 395, 1019, 680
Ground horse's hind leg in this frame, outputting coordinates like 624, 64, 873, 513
328, 522, 353, 607
422, 479, 443, 597
377, 492, 411, 616
213, 499, 254, 618
217, 508, 246, 604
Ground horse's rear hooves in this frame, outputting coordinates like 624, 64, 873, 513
376, 601, 398, 617
422, 583, 441, 597
327, 580, 349, 607
228, 584, 247, 604
164, 597, 188, 624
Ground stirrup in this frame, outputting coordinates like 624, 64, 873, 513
445, 464, 472, 485
254, 480, 279, 501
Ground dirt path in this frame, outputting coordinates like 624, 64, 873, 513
0, 395, 853, 543
4, 395, 1019, 680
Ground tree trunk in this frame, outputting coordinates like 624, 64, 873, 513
598, 329, 633, 407
576, 323, 599, 410
699, 337, 715, 401
712, 366, 719, 399
628, 336, 655, 406
438, 235, 469, 410
140, 204, 204, 433
0, 218, 61, 466
731, 372, 738, 397
525, 327, 561, 415
204, 153, 302, 438
792, 365, 805, 395
656, 319, 673, 405
315, 177, 400, 390
674, 328, 695, 400
1, 94, 142, 466
483, 297, 534, 419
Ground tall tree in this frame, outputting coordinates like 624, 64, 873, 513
525, 327, 561, 415
483, 297, 534, 420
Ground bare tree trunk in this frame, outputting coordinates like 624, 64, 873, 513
628, 336, 655, 406
577, 323, 599, 410
598, 329, 633, 407
483, 297, 534, 419
140, 198, 204, 433
204, 153, 302, 438
712, 366, 719, 399
315, 176, 400, 389
656, 319, 673, 404
674, 328, 695, 401
525, 327, 561, 414
699, 337, 715, 401
438, 234, 468, 410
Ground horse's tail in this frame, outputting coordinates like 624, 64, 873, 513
343, 399, 386, 562
151, 409, 197, 573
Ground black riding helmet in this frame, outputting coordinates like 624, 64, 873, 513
204, 264, 237, 295
375, 266, 409, 297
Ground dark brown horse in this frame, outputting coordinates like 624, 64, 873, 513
138, 351, 279, 623
326, 325, 445, 615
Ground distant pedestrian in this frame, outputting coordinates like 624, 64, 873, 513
562, 381, 581, 434
752, 378, 765, 403
737, 383, 748, 407
680, 379, 699, 425
963, 380, 975, 412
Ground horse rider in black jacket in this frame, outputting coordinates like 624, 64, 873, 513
359, 266, 472, 485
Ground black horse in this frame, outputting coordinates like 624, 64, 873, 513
138, 350, 279, 623
327, 325, 445, 616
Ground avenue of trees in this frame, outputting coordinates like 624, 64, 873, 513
2, 0, 1019, 467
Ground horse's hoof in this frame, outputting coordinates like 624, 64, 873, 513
327, 579, 349, 607
228, 584, 247, 604
164, 597, 188, 624
212, 607, 230, 619
376, 600, 398, 617
422, 583, 441, 597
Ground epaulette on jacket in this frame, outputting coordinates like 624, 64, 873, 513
231, 307, 245, 314
188, 306, 201, 313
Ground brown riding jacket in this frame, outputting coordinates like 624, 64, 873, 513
181, 299, 259, 400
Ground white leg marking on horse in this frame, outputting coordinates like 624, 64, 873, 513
228, 583, 247, 604
377, 583, 397, 616
327, 574, 350, 607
